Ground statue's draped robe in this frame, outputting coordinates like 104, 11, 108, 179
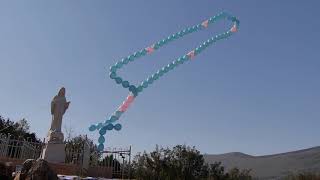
50, 95, 67, 132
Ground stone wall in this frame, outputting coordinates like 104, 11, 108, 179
0, 156, 112, 178
0, 156, 82, 176
0, 156, 24, 167
49, 162, 82, 176
88, 166, 112, 178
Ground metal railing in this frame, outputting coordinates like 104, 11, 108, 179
95, 146, 132, 179
0, 133, 132, 179
0, 133, 43, 160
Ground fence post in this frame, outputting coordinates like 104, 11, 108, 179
20, 140, 25, 159
129, 145, 132, 180
5, 134, 10, 158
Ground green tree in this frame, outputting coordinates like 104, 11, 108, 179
0, 115, 40, 142
65, 134, 101, 166
284, 172, 320, 180
208, 162, 226, 180
131, 145, 252, 180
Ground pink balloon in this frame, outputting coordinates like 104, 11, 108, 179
231, 25, 237, 33
145, 46, 154, 54
187, 50, 195, 59
119, 104, 129, 112
201, 20, 209, 28
126, 95, 135, 103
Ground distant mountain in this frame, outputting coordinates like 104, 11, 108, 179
204, 146, 320, 179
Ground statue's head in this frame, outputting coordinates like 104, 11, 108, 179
58, 87, 66, 97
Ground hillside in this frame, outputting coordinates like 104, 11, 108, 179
204, 146, 320, 179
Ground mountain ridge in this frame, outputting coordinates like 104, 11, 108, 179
204, 146, 320, 179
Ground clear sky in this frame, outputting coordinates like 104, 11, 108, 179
0, 0, 319, 156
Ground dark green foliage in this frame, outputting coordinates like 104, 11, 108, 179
284, 172, 320, 180
131, 144, 252, 180
64, 134, 102, 166
0, 115, 40, 143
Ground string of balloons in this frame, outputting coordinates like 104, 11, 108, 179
89, 11, 240, 151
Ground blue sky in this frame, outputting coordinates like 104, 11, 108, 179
0, 0, 319, 156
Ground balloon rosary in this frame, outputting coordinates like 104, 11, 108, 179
89, 11, 240, 151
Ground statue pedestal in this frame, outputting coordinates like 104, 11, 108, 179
41, 131, 65, 163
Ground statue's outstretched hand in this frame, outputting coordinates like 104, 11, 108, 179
66, 102, 70, 109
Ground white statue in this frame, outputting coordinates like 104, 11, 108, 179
41, 87, 70, 162
50, 87, 70, 132
46, 87, 70, 142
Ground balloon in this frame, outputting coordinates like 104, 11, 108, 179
129, 85, 137, 95
99, 127, 107, 135
122, 58, 130, 65
137, 86, 143, 93
114, 111, 123, 118
98, 136, 105, 144
114, 124, 122, 131
115, 77, 122, 84
110, 66, 117, 72
109, 72, 116, 79
106, 123, 114, 130
98, 144, 104, 151
89, 125, 96, 132
115, 62, 123, 69
127, 95, 135, 103
122, 81, 130, 88
97, 123, 103, 129
89, 11, 240, 149
109, 115, 118, 122
141, 81, 148, 88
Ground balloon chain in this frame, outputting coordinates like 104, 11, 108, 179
89, 11, 240, 151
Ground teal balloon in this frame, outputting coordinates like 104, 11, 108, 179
152, 74, 159, 80
173, 61, 179, 67
110, 115, 118, 122
109, 72, 116, 79
89, 125, 96, 132
133, 52, 140, 58
153, 44, 159, 50
147, 77, 154, 84
97, 123, 103, 129
132, 90, 138, 97
114, 124, 122, 131
140, 49, 147, 56
128, 55, 134, 62
137, 85, 143, 93
98, 136, 105, 144
162, 67, 168, 73
129, 85, 137, 92
122, 81, 130, 88
157, 70, 163, 77
99, 128, 106, 135
98, 144, 104, 151
182, 29, 187, 35
115, 62, 123, 69
114, 111, 123, 118
168, 63, 175, 70
115, 77, 122, 84
106, 123, 114, 130
110, 66, 117, 73
195, 47, 201, 54
141, 81, 148, 88
177, 57, 185, 64
122, 58, 130, 65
